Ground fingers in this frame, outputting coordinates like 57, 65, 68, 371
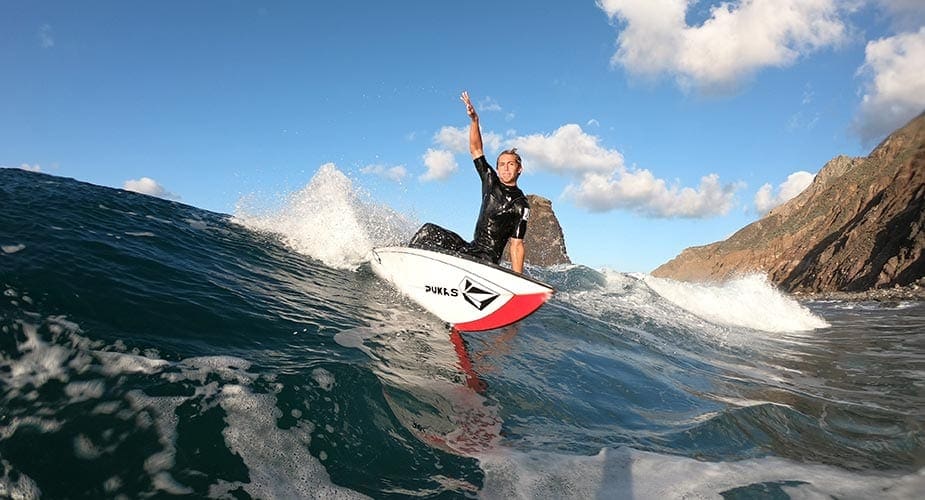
461, 91, 477, 118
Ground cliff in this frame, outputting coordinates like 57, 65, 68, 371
652, 111, 925, 293
503, 194, 571, 267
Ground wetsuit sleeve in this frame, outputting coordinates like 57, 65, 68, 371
512, 203, 529, 240
473, 156, 493, 184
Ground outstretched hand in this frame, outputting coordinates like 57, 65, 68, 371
461, 91, 478, 120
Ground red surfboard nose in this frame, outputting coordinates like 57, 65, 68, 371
453, 291, 552, 332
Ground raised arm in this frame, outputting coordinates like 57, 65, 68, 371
461, 91, 484, 159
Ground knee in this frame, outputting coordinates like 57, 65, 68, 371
410, 223, 438, 247
415, 223, 440, 238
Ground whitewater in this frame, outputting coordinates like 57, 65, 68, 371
1, 166, 923, 499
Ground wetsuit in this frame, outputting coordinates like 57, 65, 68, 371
410, 156, 530, 264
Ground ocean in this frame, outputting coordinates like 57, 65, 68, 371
1, 166, 923, 499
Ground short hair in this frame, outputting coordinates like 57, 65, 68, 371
497, 148, 522, 167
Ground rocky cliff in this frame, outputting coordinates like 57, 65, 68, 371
652, 111, 925, 293
503, 194, 571, 267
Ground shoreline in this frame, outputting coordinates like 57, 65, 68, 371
794, 282, 925, 303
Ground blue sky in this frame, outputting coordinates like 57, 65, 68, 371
4, 1, 924, 272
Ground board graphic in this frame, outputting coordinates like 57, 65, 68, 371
369, 247, 554, 331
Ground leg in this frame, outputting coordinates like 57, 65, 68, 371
409, 223, 469, 253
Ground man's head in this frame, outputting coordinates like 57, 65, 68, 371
497, 148, 523, 186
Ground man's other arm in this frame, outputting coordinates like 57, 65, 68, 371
509, 238, 525, 274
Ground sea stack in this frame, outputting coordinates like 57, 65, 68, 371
503, 194, 572, 267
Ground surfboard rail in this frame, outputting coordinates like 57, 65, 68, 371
369, 246, 554, 331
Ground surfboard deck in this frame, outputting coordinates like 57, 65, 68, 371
369, 246, 554, 332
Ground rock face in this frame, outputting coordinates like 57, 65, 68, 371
503, 194, 571, 267
652, 112, 925, 293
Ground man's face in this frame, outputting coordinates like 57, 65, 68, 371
497, 154, 522, 186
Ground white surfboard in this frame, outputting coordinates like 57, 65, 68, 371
369, 247, 554, 332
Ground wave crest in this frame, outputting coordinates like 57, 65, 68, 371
233, 163, 417, 270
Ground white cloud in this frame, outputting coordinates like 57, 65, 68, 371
478, 96, 503, 112
433, 126, 468, 153
564, 170, 742, 218
855, 27, 925, 142
123, 177, 181, 200
596, 0, 847, 93
509, 123, 739, 218
425, 121, 741, 218
38, 24, 54, 48
7, 163, 43, 172
754, 170, 815, 214
512, 124, 624, 175
420, 149, 457, 182
360, 164, 408, 182
788, 110, 820, 130
801, 84, 814, 105
433, 126, 503, 154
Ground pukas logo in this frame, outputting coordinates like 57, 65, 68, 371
424, 277, 500, 311
425, 285, 458, 297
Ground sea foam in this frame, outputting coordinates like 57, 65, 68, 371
640, 273, 829, 332
233, 163, 417, 270
0, 313, 355, 498
477, 447, 924, 499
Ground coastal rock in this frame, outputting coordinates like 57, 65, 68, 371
503, 194, 571, 267
652, 112, 925, 293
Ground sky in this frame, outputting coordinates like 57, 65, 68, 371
3, 0, 924, 273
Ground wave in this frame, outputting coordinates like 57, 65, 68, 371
641, 273, 830, 332
478, 447, 925, 499
0, 313, 361, 499
232, 163, 417, 270
228, 164, 829, 335
543, 267, 828, 341
2, 166, 920, 498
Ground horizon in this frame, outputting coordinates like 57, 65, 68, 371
3, 1, 924, 272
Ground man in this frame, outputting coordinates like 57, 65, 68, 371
409, 91, 530, 273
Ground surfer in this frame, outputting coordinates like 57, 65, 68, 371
409, 91, 530, 273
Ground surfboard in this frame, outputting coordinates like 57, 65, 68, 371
369, 246, 554, 332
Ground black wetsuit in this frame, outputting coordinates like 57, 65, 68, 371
409, 156, 530, 264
